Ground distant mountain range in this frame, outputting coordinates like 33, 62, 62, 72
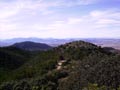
0, 38, 120, 50
0, 38, 75, 47
11, 41, 52, 51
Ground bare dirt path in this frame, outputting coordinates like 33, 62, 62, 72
56, 60, 67, 70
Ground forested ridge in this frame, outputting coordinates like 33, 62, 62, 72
0, 40, 120, 90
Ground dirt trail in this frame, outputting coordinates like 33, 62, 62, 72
56, 60, 67, 70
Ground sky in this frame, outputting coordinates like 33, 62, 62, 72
0, 0, 120, 39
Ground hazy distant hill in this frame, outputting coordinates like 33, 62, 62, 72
83, 38, 120, 50
11, 41, 52, 51
0, 38, 76, 47
0, 41, 10, 47
1, 38, 120, 50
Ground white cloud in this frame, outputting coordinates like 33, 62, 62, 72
0, 24, 16, 31
68, 18, 83, 24
89, 10, 120, 28
0, 0, 120, 39
96, 19, 120, 24
0, 0, 57, 19
47, 9, 120, 38
0, 2, 20, 19
57, 0, 100, 7
0, 0, 102, 20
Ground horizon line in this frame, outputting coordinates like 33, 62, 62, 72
1, 37, 120, 41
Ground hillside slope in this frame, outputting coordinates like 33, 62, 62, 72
0, 40, 120, 90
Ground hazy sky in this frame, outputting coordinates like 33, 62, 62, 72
0, 0, 120, 39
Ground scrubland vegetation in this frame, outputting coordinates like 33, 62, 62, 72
0, 41, 120, 90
